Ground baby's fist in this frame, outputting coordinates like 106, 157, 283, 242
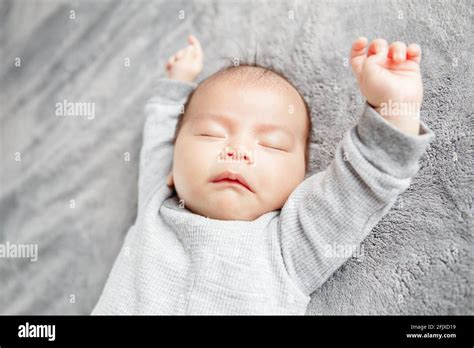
350, 38, 423, 134
166, 35, 203, 82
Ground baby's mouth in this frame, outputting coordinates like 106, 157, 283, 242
210, 170, 254, 193
213, 178, 251, 192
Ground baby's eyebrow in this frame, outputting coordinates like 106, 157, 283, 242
193, 113, 294, 139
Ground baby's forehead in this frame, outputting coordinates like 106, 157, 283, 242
185, 65, 310, 136
193, 66, 307, 113
188, 85, 306, 140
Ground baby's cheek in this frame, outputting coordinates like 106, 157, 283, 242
254, 157, 283, 196
257, 154, 304, 207
175, 141, 215, 189
174, 142, 199, 186
176, 139, 207, 170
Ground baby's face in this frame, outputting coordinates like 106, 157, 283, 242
169, 77, 308, 221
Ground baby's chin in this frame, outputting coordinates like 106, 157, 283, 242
185, 190, 266, 221
207, 209, 258, 221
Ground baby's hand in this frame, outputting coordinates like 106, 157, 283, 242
165, 35, 203, 82
350, 37, 423, 135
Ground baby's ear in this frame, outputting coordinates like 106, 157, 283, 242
166, 171, 174, 188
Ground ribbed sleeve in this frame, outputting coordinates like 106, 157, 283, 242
138, 78, 196, 215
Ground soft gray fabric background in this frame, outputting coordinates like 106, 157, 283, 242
0, 0, 472, 314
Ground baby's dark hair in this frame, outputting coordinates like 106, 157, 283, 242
172, 62, 312, 171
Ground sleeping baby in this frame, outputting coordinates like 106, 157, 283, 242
92, 35, 434, 314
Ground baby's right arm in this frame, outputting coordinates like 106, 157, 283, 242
138, 36, 203, 213
277, 37, 435, 297
277, 104, 435, 297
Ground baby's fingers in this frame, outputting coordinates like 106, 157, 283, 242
350, 36, 368, 76
165, 55, 177, 70
366, 38, 388, 65
388, 41, 407, 63
188, 35, 203, 60
176, 49, 185, 60
407, 43, 422, 64
350, 36, 368, 56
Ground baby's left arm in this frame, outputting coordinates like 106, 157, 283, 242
277, 38, 435, 297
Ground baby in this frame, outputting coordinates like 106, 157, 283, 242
92, 35, 434, 314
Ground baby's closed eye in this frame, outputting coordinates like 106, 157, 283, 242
258, 141, 289, 152
194, 133, 290, 152
196, 133, 226, 138
193, 126, 227, 139
258, 135, 292, 152
191, 124, 293, 152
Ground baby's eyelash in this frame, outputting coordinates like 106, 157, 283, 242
259, 143, 287, 152
197, 134, 226, 138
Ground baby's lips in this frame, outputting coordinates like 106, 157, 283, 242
210, 170, 254, 193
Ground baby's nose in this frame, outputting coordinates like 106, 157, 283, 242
217, 146, 255, 164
